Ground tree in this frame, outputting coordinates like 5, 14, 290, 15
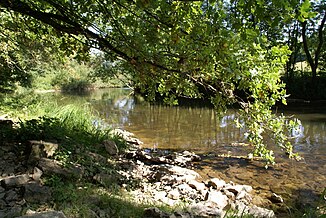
298, 0, 326, 87
0, 0, 301, 164
0, 7, 89, 91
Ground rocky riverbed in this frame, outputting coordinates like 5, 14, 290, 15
0, 127, 278, 217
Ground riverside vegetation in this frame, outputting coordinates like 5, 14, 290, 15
0, 92, 325, 217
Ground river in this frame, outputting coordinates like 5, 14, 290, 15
49, 88, 326, 213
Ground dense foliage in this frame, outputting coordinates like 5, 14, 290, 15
0, 0, 325, 164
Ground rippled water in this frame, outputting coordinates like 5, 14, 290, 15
50, 88, 326, 212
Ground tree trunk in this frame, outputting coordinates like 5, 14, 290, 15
301, 12, 326, 96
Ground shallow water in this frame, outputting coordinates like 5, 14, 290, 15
49, 88, 326, 211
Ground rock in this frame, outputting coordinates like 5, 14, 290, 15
102, 140, 119, 156
167, 189, 180, 200
86, 152, 107, 164
269, 193, 284, 203
181, 151, 201, 161
187, 180, 206, 192
224, 184, 248, 195
207, 178, 226, 190
160, 165, 200, 184
205, 190, 229, 209
111, 129, 143, 145
143, 207, 170, 218
18, 210, 67, 218
0, 199, 6, 209
1, 174, 30, 188
0, 192, 5, 200
248, 205, 276, 218
24, 182, 52, 203
93, 173, 118, 186
28, 141, 59, 164
32, 167, 43, 182
170, 210, 193, 218
234, 201, 276, 218
189, 202, 225, 217
222, 189, 235, 200
176, 184, 195, 196
38, 158, 83, 179
153, 191, 167, 201
0, 206, 22, 218
5, 189, 19, 203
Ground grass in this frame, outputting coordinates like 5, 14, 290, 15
42, 175, 147, 218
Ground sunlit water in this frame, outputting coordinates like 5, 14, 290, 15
48, 88, 326, 211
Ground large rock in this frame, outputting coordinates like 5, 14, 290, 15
206, 178, 226, 190
102, 140, 119, 156
32, 167, 43, 182
160, 165, 200, 184
1, 174, 30, 188
24, 182, 52, 204
189, 202, 225, 217
234, 201, 276, 218
38, 158, 83, 179
205, 190, 229, 209
27, 141, 58, 164
18, 210, 67, 218
93, 173, 119, 186
143, 207, 170, 218
167, 189, 180, 200
0, 206, 22, 218
188, 180, 206, 192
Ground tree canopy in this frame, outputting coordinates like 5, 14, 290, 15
2, 0, 325, 164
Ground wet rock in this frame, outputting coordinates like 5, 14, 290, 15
1, 174, 30, 188
269, 193, 283, 203
143, 207, 170, 218
102, 140, 119, 156
18, 210, 67, 218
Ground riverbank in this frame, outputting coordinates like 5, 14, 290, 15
0, 120, 281, 218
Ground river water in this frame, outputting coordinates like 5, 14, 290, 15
50, 88, 326, 213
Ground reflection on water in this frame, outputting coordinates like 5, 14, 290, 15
48, 88, 326, 210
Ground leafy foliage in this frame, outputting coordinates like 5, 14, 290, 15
0, 9, 89, 91
0, 0, 314, 164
